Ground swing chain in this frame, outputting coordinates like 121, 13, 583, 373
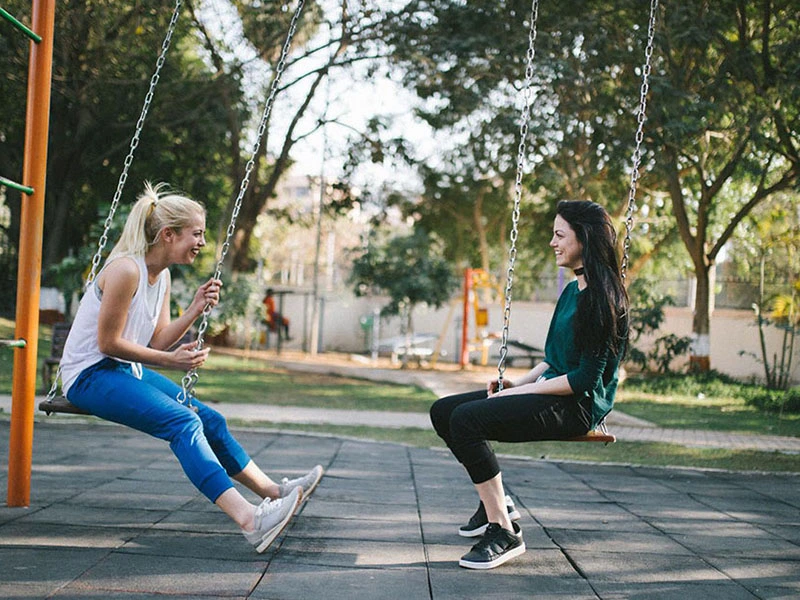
621, 0, 658, 282
86, 0, 184, 287
46, 1, 184, 403
497, 0, 540, 391
178, 0, 306, 406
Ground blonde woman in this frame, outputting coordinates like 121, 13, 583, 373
60, 182, 323, 553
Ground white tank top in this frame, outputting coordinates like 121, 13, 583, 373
60, 255, 169, 395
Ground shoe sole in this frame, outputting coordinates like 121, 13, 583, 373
254, 490, 302, 553
458, 543, 526, 570
458, 508, 522, 538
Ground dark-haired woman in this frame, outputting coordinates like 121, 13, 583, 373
430, 200, 629, 570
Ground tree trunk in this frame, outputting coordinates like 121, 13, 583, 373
690, 263, 712, 372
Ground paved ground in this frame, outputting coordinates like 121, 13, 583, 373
2, 420, 799, 599
2, 351, 799, 598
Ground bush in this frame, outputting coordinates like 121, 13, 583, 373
626, 278, 693, 374
625, 370, 747, 398
743, 388, 800, 414
625, 372, 800, 415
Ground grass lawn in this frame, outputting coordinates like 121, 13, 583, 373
615, 390, 800, 438
186, 353, 436, 412
3, 317, 799, 472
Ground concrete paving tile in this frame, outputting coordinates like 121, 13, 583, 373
722, 507, 800, 525
594, 581, 761, 599
693, 488, 800, 519
516, 486, 612, 504
1, 521, 139, 549
118, 528, 258, 560
0, 547, 107, 586
703, 556, 800, 591
118, 465, 192, 483
527, 502, 660, 534
253, 562, 430, 600
761, 523, 800, 544
0, 582, 63, 600
52, 590, 226, 600
568, 550, 733, 584
427, 546, 594, 599
0, 504, 32, 525
67, 552, 264, 597
311, 483, 417, 506
89, 476, 197, 497
64, 488, 195, 512
644, 516, 773, 536
21, 503, 170, 529
275, 537, 426, 568
152, 506, 238, 533
548, 527, 695, 555
287, 515, 422, 544
671, 532, 800, 559
622, 504, 734, 521
745, 585, 800, 599
302, 498, 420, 521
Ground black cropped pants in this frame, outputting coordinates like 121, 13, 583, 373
429, 389, 592, 484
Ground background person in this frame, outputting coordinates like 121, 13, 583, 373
262, 288, 291, 340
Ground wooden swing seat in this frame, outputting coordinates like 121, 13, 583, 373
565, 430, 616, 444
39, 396, 90, 416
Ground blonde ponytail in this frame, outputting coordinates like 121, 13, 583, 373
107, 182, 205, 262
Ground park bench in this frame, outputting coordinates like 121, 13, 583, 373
41, 321, 70, 392
38, 321, 91, 415
492, 339, 545, 368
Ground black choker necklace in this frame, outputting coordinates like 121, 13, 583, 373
573, 267, 585, 276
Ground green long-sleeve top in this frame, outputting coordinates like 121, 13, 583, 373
541, 280, 622, 429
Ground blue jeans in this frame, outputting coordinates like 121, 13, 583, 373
67, 358, 251, 502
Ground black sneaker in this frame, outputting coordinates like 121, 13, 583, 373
459, 522, 526, 570
458, 495, 522, 537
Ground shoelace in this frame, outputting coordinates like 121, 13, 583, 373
256, 496, 284, 519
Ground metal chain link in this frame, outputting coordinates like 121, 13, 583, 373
496, 0, 540, 391
621, 0, 659, 283
45, 0, 183, 402
496, 0, 658, 389
178, 0, 306, 406
86, 0, 184, 286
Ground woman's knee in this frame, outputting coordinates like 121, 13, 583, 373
168, 408, 205, 442
429, 397, 451, 436
449, 404, 481, 443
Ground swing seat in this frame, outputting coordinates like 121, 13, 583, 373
565, 430, 616, 444
39, 396, 90, 416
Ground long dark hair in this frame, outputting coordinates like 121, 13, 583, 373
556, 200, 629, 356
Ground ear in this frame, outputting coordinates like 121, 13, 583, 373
161, 227, 176, 242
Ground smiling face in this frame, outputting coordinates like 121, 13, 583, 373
168, 211, 206, 265
550, 214, 583, 271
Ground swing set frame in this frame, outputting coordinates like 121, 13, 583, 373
8, 0, 657, 507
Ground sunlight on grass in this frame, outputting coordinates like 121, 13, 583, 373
616, 388, 800, 437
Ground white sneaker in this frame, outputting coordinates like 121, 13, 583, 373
242, 486, 302, 553
278, 464, 324, 500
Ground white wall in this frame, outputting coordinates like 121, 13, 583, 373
291, 292, 798, 384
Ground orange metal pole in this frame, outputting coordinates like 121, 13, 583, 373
7, 0, 56, 507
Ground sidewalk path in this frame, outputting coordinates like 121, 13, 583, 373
2, 420, 799, 599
